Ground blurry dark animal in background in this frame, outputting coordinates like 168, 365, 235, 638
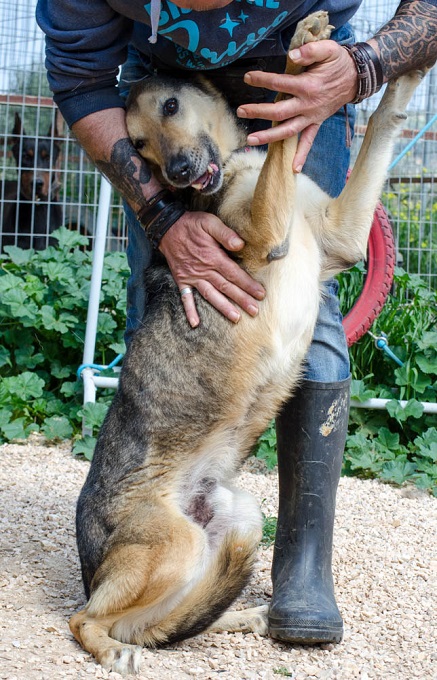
0, 112, 63, 250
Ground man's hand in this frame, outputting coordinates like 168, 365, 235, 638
237, 40, 358, 172
159, 211, 266, 328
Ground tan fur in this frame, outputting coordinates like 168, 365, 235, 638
69, 12, 426, 675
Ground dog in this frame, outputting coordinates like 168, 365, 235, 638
0, 112, 62, 250
69, 12, 425, 675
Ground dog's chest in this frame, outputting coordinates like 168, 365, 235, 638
255, 231, 321, 381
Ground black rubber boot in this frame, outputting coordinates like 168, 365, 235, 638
268, 377, 351, 644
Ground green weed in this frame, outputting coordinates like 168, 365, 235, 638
261, 512, 277, 548
0, 227, 129, 444
273, 668, 294, 677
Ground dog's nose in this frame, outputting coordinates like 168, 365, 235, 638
33, 178, 46, 198
167, 156, 190, 183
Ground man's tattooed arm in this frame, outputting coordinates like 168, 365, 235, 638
96, 138, 154, 207
71, 109, 162, 211
371, 0, 437, 81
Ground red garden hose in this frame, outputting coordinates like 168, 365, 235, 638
342, 201, 395, 347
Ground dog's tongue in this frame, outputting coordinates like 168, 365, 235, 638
191, 163, 219, 191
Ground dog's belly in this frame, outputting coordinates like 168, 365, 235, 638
181, 474, 261, 554
185, 477, 216, 528
246, 228, 321, 396
172, 245, 322, 526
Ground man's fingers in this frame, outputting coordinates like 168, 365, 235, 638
238, 97, 299, 123
197, 280, 242, 324
240, 41, 338, 99
242, 70, 299, 95
246, 116, 308, 147
177, 265, 264, 327
288, 40, 338, 67
293, 123, 321, 172
196, 275, 261, 324
246, 119, 321, 170
203, 219, 245, 252
212, 274, 261, 317
218, 257, 266, 302
179, 286, 200, 328
160, 211, 266, 326
200, 219, 265, 301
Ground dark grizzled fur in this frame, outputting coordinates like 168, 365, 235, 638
77, 264, 235, 597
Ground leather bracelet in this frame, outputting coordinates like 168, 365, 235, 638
137, 189, 174, 227
343, 42, 384, 104
146, 202, 186, 249
137, 190, 186, 248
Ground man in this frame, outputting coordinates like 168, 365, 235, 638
37, 0, 436, 644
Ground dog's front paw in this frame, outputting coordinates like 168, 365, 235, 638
291, 11, 334, 49
99, 644, 143, 676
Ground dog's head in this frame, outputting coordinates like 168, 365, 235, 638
10, 113, 62, 201
126, 75, 246, 195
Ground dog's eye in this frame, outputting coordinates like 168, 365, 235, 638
133, 140, 145, 151
163, 98, 178, 117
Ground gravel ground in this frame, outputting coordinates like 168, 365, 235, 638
0, 439, 435, 680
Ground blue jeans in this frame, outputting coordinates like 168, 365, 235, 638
121, 25, 355, 383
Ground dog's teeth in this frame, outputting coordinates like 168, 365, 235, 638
207, 165, 213, 174
191, 182, 203, 191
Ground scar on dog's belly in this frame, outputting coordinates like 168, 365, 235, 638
186, 478, 216, 528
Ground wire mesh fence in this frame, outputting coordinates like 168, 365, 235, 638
0, 0, 436, 285
352, 1, 437, 290
0, 0, 126, 252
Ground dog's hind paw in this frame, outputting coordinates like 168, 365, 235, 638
99, 644, 142, 676
208, 604, 269, 636
291, 11, 334, 49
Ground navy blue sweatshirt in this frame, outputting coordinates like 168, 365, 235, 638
36, 0, 361, 127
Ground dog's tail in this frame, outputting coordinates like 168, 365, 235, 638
112, 529, 259, 647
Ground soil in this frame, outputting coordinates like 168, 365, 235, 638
0, 440, 435, 680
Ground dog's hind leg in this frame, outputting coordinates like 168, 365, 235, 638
123, 486, 263, 647
320, 69, 428, 275
70, 512, 209, 672
70, 611, 143, 675
207, 604, 269, 636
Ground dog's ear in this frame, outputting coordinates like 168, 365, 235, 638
193, 74, 222, 100
47, 109, 65, 146
12, 112, 25, 137
9, 113, 25, 158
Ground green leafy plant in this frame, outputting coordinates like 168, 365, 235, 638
261, 511, 278, 548
339, 267, 436, 394
0, 227, 129, 444
337, 266, 437, 495
254, 420, 277, 470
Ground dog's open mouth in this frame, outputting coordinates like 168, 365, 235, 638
190, 163, 219, 192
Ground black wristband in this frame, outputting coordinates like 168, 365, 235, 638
137, 190, 186, 248
146, 202, 186, 248
137, 189, 175, 226
343, 42, 384, 104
